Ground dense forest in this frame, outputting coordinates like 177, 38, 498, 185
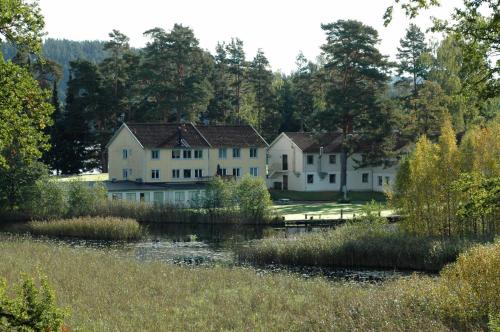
1, 2, 498, 179
1, 38, 108, 100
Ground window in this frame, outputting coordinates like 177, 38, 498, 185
122, 149, 128, 159
307, 155, 314, 165
122, 169, 128, 179
232, 148, 241, 158
194, 150, 203, 159
151, 169, 160, 179
250, 147, 258, 158
329, 154, 336, 164
183, 149, 192, 159
172, 169, 180, 179
329, 174, 336, 183
175, 191, 185, 204
221, 168, 227, 176
112, 193, 122, 200
183, 169, 191, 178
195, 169, 203, 178
250, 167, 259, 177
126, 193, 136, 201
362, 173, 369, 183
307, 174, 314, 184
153, 192, 164, 203
378, 176, 383, 186
232, 168, 241, 177
172, 150, 181, 159
218, 148, 227, 159
282, 154, 288, 170
385, 176, 390, 185
151, 150, 160, 159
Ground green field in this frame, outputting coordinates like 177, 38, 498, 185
273, 202, 392, 220
269, 190, 387, 202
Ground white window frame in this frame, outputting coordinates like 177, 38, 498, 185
232, 148, 241, 159
195, 169, 203, 178
172, 150, 181, 159
172, 169, 180, 179
122, 169, 128, 179
250, 167, 259, 177
151, 169, 160, 180
232, 167, 241, 177
151, 150, 160, 159
329, 173, 336, 184
249, 147, 258, 158
219, 148, 227, 159
194, 149, 203, 159
183, 169, 192, 178
307, 155, 314, 165
329, 154, 336, 164
122, 149, 128, 159
307, 174, 314, 184
183, 149, 192, 159
362, 173, 369, 183
378, 176, 383, 186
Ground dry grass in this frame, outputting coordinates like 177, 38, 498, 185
27, 217, 143, 241
0, 237, 453, 332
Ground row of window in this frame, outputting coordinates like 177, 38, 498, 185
111, 190, 202, 205
122, 148, 259, 160
149, 167, 260, 180
306, 154, 337, 165
305, 173, 391, 185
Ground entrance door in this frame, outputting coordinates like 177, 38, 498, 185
282, 154, 288, 170
283, 175, 288, 190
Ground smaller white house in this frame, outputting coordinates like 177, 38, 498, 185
267, 132, 404, 193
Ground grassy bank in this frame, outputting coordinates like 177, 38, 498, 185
0, 238, 497, 331
237, 221, 491, 271
28, 217, 143, 241
269, 190, 387, 202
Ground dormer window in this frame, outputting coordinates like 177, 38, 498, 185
172, 150, 181, 159
183, 150, 192, 159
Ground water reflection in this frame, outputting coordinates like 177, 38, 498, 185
0, 222, 411, 281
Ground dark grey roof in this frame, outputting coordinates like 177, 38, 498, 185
126, 123, 210, 149
196, 125, 268, 147
123, 122, 268, 149
103, 181, 207, 192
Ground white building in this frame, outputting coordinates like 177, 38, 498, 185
267, 132, 405, 193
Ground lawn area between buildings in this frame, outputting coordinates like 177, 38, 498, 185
0, 238, 498, 331
269, 190, 387, 202
273, 202, 393, 221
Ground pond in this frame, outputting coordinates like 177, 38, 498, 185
1, 222, 412, 282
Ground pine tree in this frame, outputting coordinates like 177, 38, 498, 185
397, 24, 430, 97
319, 20, 393, 197
206, 42, 232, 123
291, 52, 316, 131
248, 49, 275, 136
225, 38, 246, 123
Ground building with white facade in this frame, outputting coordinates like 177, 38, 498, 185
267, 132, 406, 193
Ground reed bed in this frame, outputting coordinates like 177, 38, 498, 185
0, 237, 497, 331
237, 221, 489, 271
28, 217, 143, 241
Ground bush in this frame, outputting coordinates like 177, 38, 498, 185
24, 179, 68, 220
67, 181, 107, 217
434, 240, 500, 328
236, 175, 273, 222
28, 217, 143, 241
0, 274, 67, 331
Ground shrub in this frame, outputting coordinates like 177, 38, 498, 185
28, 217, 143, 241
67, 181, 107, 217
236, 175, 273, 222
0, 274, 67, 331
24, 179, 68, 220
434, 240, 500, 328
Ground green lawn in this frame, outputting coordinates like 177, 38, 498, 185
55, 173, 109, 182
269, 190, 387, 202
273, 202, 392, 220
